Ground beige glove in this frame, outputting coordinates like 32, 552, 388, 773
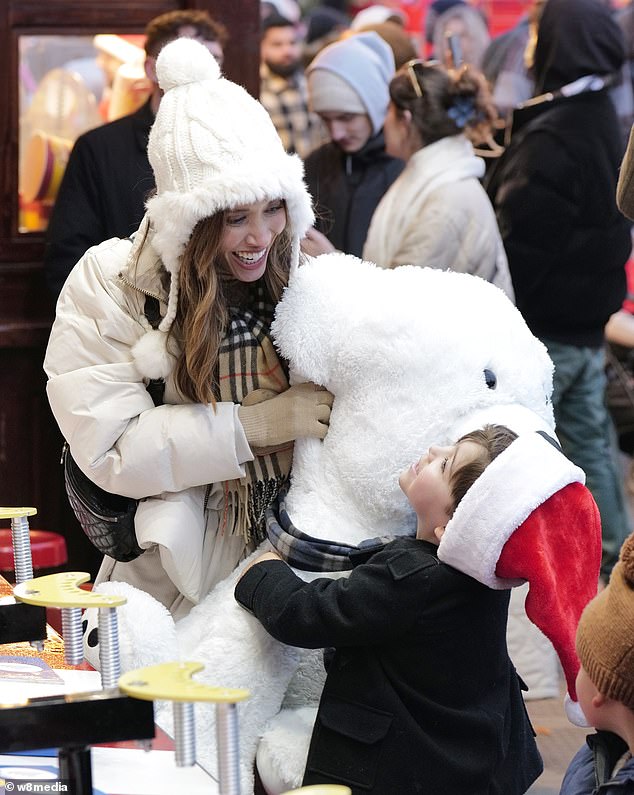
238, 382, 334, 450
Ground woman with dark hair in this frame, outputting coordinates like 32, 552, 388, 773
363, 59, 514, 299
44, 38, 333, 621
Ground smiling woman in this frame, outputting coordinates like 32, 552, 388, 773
43, 37, 334, 625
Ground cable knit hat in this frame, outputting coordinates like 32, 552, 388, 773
136, 37, 313, 378
306, 32, 395, 136
576, 532, 634, 709
437, 430, 602, 722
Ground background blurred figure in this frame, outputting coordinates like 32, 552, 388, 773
424, 0, 467, 51
432, 3, 490, 69
301, 32, 403, 257
301, 6, 350, 66
481, 15, 532, 117
363, 60, 513, 298
44, 10, 227, 298
486, 0, 631, 581
349, 3, 407, 31
354, 20, 418, 68
259, 12, 326, 158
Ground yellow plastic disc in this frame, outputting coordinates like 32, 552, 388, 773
0, 507, 37, 519
13, 571, 126, 608
119, 662, 250, 704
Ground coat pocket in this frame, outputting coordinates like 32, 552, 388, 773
305, 696, 393, 790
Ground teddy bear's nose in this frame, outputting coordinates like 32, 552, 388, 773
484, 369, 497, 389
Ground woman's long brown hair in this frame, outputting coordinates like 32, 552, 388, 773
173, 211, 293, 406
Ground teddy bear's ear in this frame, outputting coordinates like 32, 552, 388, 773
272, 253, 373, 384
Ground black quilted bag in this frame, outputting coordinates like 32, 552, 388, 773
62, 443, 143, 562
61, 295, 164, 563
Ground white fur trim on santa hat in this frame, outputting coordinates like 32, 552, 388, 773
437, 431, 585, 589
564, 693, 592, 728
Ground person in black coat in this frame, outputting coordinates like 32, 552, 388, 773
300, 32, 403, 258
235, 425, 543, 794
485, 0, 632, 583
44, 10, 227, 298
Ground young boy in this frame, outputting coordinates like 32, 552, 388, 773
559, 532, 634, 794
235, 424, 543, 794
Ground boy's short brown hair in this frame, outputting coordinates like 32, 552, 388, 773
449, 424, 518, 513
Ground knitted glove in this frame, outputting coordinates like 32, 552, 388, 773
238, 382, 334, 449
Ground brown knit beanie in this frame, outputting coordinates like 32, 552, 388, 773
576, 532, 634, 708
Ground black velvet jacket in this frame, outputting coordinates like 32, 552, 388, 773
235, 537, 543, 794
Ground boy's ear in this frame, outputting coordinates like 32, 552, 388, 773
433, 526, 446, 542
592, 691, 607, 708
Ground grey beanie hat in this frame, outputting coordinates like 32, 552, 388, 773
306, 32, 395, 136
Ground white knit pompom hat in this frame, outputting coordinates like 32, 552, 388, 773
136, 38, 314, 377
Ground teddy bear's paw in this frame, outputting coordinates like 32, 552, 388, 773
256, 706, 318, 794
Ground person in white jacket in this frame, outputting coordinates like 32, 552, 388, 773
43, 38, 333, 621
363, 59, 514, 301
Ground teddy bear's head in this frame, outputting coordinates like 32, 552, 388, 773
272, 254, 555, 543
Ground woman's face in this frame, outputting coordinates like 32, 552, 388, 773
221, 199, 287, 282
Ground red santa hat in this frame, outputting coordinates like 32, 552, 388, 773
437, 430, 602, 722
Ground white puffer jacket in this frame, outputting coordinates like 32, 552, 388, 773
363, 135, 514, 301
44, 222, 254, 612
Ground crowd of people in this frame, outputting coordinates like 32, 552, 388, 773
42, 1, 634, 793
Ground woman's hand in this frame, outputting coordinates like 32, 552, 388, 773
300, 227, 337, 257
238, 382, 334, 450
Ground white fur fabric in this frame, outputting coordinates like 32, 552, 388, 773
106, 255, 560, 791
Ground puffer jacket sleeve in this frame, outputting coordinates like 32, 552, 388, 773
44, 240, 253, 499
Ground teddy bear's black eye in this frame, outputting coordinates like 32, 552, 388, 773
484, 369, 497, 389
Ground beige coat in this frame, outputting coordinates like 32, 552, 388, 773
363, 135, 514, 301
44, 225, 254, 616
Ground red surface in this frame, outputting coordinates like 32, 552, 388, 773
0, 529, 68, 570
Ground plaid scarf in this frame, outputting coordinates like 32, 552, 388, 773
218, 287, 293, 543
266, 485, 406, 572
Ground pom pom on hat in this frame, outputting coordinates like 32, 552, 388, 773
155, 36, 220, 91
438, 430, 602, 715
131, 329, 175, 381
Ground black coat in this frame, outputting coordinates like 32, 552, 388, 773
485, 0, 630, 348
303, 132, 403, 257
235, 537, 542, 794
44, 100, 155, 297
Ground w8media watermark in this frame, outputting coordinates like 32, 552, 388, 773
2, 781, 69, 792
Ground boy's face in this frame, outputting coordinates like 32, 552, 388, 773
399, 440, 482, 543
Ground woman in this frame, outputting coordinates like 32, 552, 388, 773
44, 38, 333, 620
363, 59, 514, 300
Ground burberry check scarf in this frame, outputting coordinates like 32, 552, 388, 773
266, 485, 406, 572
218, 286, 293, 543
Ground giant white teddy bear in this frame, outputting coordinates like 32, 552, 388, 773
93, 255, 590, 792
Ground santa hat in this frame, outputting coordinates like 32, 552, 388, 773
132, 37, 313, 380
437, 430, 602, 722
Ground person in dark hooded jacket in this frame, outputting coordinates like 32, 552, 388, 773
300, 32, 404, 258
485, 0, 632, 582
